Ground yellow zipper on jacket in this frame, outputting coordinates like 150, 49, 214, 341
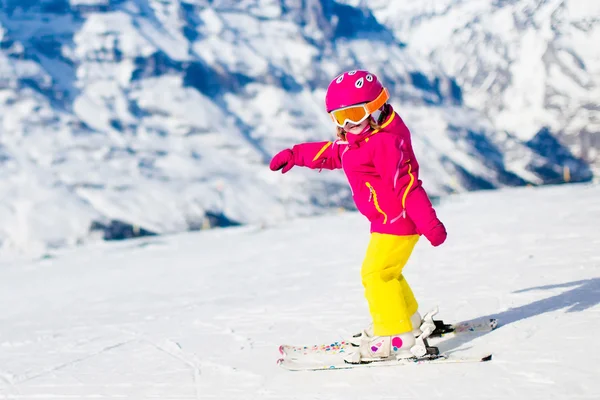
401, 162, 415, 208
365, 182, 388, 224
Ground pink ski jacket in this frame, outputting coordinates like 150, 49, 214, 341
291, 105, 441, 237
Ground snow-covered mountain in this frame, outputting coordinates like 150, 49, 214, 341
357, 0, 600, 164
0, 0, 595, 254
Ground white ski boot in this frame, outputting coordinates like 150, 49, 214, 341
350, 311, 423, 347
346, 308, 440, 364
344, 327, 440, 364
344, 331, 414, 364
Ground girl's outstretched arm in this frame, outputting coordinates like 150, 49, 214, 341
270, 140, 346, 173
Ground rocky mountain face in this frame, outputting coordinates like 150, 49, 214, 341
0, 0, 594, 253
358, 0, 599, 165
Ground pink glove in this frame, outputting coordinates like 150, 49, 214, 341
423, 221, 447, 247
269, 149, 295, 174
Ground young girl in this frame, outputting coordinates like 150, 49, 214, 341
269, 70, 447, 363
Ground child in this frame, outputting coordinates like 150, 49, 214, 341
269, 70, 447, 363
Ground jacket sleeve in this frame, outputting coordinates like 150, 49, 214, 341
291, 140, 345, 170
372, 132, 441, 235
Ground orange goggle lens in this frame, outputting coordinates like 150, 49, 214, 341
330, 105, 369, 127
329, 88, 390, 128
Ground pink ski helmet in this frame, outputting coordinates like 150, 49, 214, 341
325, 70, 388, 113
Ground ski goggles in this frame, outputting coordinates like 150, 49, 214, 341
329, 88, 389, 128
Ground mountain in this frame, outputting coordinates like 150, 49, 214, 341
0, 0, 594, 254
0, 183, 599, 397
357, 0, 600, 165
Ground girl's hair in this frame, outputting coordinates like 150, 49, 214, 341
335, 104, 390, 141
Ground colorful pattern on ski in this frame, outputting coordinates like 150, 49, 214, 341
279, 341, 351, 359
278, 353, 493, 371
279, 316, 497, 360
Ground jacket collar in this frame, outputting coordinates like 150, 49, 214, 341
346, 124, 373, 147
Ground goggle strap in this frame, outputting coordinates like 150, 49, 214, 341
364, 88, 389, 114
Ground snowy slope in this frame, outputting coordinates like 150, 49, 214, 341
0, 1, 594, 255
0, 183, 598, 399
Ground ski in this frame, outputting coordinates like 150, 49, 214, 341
432, 317, 498, 337
277, 352, 493, 371
279, 315, 497, 359
279, 341, 351, 360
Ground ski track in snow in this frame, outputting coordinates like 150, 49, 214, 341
0, 183, 599, 399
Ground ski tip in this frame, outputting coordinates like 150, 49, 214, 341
278, 345, 285, 356
481, 354, 493, 362
277, 358, 285, 365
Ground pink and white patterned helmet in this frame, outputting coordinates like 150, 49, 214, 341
325, 70, 387, 112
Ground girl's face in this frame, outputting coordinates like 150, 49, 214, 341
343, 119, 370, 135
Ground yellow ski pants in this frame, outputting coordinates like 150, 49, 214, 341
361, 233, 420, 336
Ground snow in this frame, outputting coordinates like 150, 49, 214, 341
70, 0, 109, 6
496, 29, 548, 136
0, 182, 598, 398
